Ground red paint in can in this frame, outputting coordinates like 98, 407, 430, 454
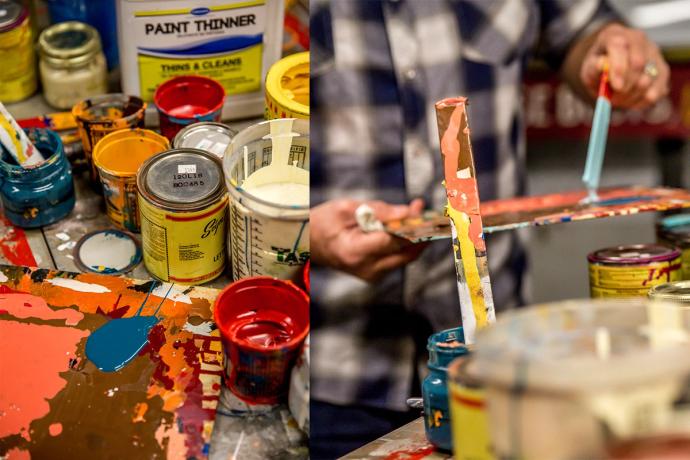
213, 276, 309, 405
154, 75, 225, 140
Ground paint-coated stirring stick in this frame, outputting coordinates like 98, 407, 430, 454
0, 103, 45, 167
582, 60, 612, 203
435, 98, 495, 344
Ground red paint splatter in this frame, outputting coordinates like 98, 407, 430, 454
385, 444, 437, 459
95, 304, 130, 319
140, 324, 176, 391
0, 216, 38, 266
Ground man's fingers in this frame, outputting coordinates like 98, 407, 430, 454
604, 36, 629, 91
409, 198, 425, 217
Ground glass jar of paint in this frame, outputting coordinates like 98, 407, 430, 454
0, 0, 36, 103
0, 128, 75, 228
38, 21, 107, 109
422, 326, 468, 451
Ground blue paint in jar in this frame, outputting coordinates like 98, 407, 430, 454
422, 326, 468, 452
0, 128, 75, 228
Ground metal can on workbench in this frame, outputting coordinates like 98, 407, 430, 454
657, 214, 690, 280
0, 0, 36, 102
136, 148, 228, 284
588, 244, 682, 298
648, 280, 690, 305
172, 122, 237, 160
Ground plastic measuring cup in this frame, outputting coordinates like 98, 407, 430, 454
213, 276, 309, 406
473, 298, 690, 460
223, 118, 309, 281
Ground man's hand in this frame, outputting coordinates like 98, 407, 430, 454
564, 23, 670, 109
310, 198, 426, 282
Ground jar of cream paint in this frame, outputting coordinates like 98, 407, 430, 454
0, 128, 75, 228
38, 21, 107, 109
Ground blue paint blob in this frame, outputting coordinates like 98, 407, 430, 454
595, 195, 655, 207
85, 315, 159, 372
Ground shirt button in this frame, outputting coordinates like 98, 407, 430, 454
404, 68, 417, 80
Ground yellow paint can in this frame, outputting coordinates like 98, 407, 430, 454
0, 1, 36, 103
92, 128, 169, 232
265, 51, 309, 119
447, 355, 494, 460
137, 149, 228, 284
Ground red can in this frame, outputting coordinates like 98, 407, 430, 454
154, 75, 225, 140
213, 277, 309, 405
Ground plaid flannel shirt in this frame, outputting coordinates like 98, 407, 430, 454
311, 0, 618, 411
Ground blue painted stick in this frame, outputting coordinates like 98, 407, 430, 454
582, 62, 612, 202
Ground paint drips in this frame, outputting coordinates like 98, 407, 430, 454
47, 278, 111, 294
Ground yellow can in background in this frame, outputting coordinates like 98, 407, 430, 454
448, 356, 494, 460
0, 1, 36, 102
265, 51, 309, 120
137, 149, 228, 284
588, 244, 682, 298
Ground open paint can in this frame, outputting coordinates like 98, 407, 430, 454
92, 128, 169, 231
154, 75, 225, 140
223, 118, 309, 281
72, 94, 146, 180
649, 280, 690, 305
473, 298, 690, 460
0, 128, 75, 228
657, 214, 690, 280
588, 244, 682, 298
447, 356, 492, 460
422, 327, 468, 451
213, 277, 309, 406
265, 51, 309, 120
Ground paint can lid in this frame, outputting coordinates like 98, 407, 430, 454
587, 244, 681, 265
172, 122, 237, 159
38, 21, 103, 68
648, 281, 690, 304
138, 148, 224, 207
74, 230, 142, 275
0, 0, 26, 33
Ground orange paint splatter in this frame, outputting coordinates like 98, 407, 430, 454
0, 290, 83, 326
132, 402, 148, 423
48, 422, 62, 436
5, 447, 31, 460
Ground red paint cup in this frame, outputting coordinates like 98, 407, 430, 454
302, 259, 310, 293
154, 75, 225, 140
213, 277, 309, 405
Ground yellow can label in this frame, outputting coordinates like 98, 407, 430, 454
0, 17, 36, 102
589, 257, 683, 298
681, 247, 690, 280
102, 175, 139, 232
139, 194, 228, 284
448, 380, 494, 460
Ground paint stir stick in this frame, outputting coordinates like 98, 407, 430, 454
582, 60, 612, 203
435, 98, 495, 344
0, 103, 45, 167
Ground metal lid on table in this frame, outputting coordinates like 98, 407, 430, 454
0, 0, 26, 32
74, 230, 142, 275
587, 244, 681, 265
648, 281, 690, 304
138, 148, 224, 207
172, 122, 237, 159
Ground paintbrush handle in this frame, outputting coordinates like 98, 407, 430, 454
582, 64, 612, 194
0, 103, 44, 167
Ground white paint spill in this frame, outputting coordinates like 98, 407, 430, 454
0, 271, 7, 282
57, 241, 76, 251
183, 321, 214, 335
47, 278, 111, 293
55, 232, 70, 241
457, 167, 471, 179
79, 231, 138, 272
151, 283, 192, 304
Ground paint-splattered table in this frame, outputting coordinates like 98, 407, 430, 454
341, 419, 450, 460
0, 265, 307, 459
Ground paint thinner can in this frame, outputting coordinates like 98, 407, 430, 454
657, 214, 690, 280
172, 121, 237, 159
588, 244, 682, 298
137, 148, 228, 284
447, 355, 493, 460
223, 118, 309, 281
265, 51, 309, 120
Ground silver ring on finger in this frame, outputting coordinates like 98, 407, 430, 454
643, 61, 659, 79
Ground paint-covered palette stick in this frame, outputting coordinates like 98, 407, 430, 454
435, 97, 495, 344
0, 103, 45, 167
582, 60, 612, 203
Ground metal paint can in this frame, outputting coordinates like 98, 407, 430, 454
588, 244, 682, 298
422, 327, 468, 451
136, 148, 228, 285
223, 118, 309, 281
447, 355, 493, 460
648, 280, 690, 305
213, 277, 309, 406
92, 128, 169, 232
265, 51, 309, 120
72, 93, 146, 180
172, 122, 237, 160
0, 0, 36, 103
657, 214, 690, 280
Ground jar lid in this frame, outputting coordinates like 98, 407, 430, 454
587, 244, 681, 265
648, 281, 690, 304
38, 21, 102, 67
0, 0, 25, 33
172, 122, 237, 158
140, 149, 223, 207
